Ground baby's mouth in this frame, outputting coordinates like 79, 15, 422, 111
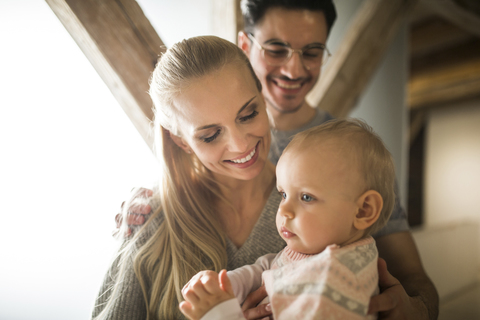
281, 226, 296, 238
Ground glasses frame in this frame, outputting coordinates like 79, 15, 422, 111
247, 33, 331, 70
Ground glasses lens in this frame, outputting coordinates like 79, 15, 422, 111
261, 43, 330, 68
262, 45, 290, 66
302, 47, 328, 68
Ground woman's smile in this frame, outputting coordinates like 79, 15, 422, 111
225, 141, 260, 168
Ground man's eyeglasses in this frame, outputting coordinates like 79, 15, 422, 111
247, 33, 331, 70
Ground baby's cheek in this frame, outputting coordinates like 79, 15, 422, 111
275, 213, 282, 231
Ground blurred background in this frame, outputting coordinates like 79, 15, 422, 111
0, 0, 479, 319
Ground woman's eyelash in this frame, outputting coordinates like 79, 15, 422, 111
239, 110, 259, 122
202, 129, 221, 143
200, 109, 258, 143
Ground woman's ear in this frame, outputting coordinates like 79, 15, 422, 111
354, 190, 383, 231
169, 133, 193, 154
238, 31, 251, 58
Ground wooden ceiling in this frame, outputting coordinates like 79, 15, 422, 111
409, 0, 480, 110
45, 0, 480, 149
408, 0, 480, 143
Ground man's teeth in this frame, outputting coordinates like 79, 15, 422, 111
277, 82, 301, 89
232, 148, 256, 164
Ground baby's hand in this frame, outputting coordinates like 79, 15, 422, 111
179, 269, 235, 320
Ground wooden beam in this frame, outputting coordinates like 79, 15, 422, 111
235, 0, 244, 43
409, 110, 425, 146
420, 0, 480, 38
409, 59, 480, 109
45, 0, 165, 149
309, 0, 418, 118
212, 0, 239, 43
409, 40, 480, 109
410, 17, 472, 59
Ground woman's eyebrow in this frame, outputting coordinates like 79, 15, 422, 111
237, 96, 257, 115
195, 96, 257, 132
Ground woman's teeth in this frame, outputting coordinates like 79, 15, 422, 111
231, 147, 256, 164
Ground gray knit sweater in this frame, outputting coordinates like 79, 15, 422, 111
91, 189, 285, 320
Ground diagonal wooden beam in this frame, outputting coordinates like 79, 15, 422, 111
409, 40, 480, 109
420, 0, 480, 38
45, 0, 165, 150
410, 17, 472, 59
309, 0, 418, 118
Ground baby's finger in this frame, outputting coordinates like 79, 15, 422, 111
182, 285, 201, 304
179, 301, 195, 320
190, 277, 212, 298
200, 272, 222, 294
183, 271, 208, 291
219, 269, 233, 295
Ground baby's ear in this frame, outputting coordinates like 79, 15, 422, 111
354, 190, 383, 231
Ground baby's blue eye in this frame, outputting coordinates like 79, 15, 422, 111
301, 194, 313, 202
279, 191, 287, 199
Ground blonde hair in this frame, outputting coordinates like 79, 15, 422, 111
284, 118, 395, 236
94, 36, 262, 320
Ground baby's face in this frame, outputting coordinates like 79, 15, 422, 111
275, 141, 365, 254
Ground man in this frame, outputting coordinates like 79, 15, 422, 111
122, 1, 439, 319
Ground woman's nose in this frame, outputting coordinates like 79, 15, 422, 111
227, 127, 249, 153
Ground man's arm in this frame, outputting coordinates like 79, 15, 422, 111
373, 231, 439, 320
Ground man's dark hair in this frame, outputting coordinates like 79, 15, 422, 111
241, 0, 337, 35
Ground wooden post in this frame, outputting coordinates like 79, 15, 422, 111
309, 0, 418, 118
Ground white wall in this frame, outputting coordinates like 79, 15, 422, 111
425, 99, 480, 227
412, 99, 480, 300
137, 0, 213, 46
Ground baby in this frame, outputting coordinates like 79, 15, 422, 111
179, 119, 396, 320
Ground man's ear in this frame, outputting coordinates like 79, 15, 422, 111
169, 133, 192, 154
353, 190, 383, 231
238, 31, 251, 58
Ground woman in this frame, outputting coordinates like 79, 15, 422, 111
92, 36, 285, 320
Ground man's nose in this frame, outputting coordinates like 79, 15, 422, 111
281, 50, 308, 79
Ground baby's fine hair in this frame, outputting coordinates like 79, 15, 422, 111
284, 118, 396, 236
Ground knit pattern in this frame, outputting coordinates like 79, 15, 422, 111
263, 237, 378, 320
